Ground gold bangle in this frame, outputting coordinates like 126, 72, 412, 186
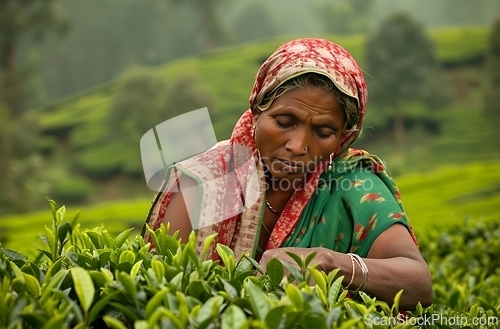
344, 253, 356, 290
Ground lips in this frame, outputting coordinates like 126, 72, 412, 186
277, 158, 304, 173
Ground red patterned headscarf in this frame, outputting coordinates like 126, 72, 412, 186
249, 38, 367, 153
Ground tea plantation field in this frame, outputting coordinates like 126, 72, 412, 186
1, 160, 499, 256
1, 199, 499, 328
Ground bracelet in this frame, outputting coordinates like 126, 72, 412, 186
351, 253, 368, 292
344, 253, 356, 290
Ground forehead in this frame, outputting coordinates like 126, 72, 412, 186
269, 87, 344, 118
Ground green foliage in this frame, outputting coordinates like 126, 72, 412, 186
0, 0, 67, 116
484, 15, 500, 148
163, 73, 215, 120
231, 2, 278, 43
1, 200, 499, 328
315, 0, 374, 35
107, 67, 169, 144
365, 12, 439, 106
419, 218, 500, 319
51, 176, 95, 204
430, 26, 489, 66
365, 12, 446, 156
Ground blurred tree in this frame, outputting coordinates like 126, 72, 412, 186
316, 0, 374, 34
484, 15, 500, 147
108, 67, 169, 145
0, 0, 66, 117
102, 68, 214, 176
232, 2, 277, 42
169, 0, 228, 51
163, 73, 214, 119
365, 12, 440, 155
0, 104, 9, 190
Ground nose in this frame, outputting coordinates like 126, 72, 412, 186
285, 128, 309, 155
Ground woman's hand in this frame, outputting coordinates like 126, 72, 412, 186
259, 247, 342, 275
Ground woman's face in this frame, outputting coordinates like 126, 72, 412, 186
253, 87, 347, 183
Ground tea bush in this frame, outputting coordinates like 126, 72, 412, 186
0, 200, 499, 328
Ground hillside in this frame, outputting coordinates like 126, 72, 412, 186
19, 25, 499, 209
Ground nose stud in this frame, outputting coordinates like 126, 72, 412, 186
304, 147, 308, 151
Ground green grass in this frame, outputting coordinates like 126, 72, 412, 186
1, 160, 499, 255
398, 161, 500, 236
0, 198, 151, 255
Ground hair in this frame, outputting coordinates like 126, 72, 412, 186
252, 73, 359, 132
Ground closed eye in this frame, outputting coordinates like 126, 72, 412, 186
275, 117, 294, 128
314, 127, 335, 139
314, 130, 332, 139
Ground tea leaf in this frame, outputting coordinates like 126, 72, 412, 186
86, 232, 101, 249
44, 226, 56, 258
88, 291, 121, 323
285, 284, 303, 311
216, 244, 235, 276
71, 267, 95, 312
151, 259, 165, 282
130, 259, 143, 279
201, 233, 218, 260
145, 288, 169, 318
304, 251, 318, 268
299, 314, 328, 329
41, 313, 66, 329
118, 271, 137, 300
391, 289, 404, 315
114, 228, 134, 249
10, 262, 26, 284
263, 305, 287, 328
119, 250, 135, 264
219, 278, 238, 300
281, 261, 303, 282
266, 258, 284, 286
149, 306, 183, 328
308, 266, 327, 297
103, 315, 128, 329
222, 305, 248, 329
57, 222, 72, 248
101, 229, 114, 249
196, 296, 224, 323
55, 206, 66, 225
2, 248, 27, 263
285, 251, 304, 269
244, 281, 271, 321
23, 273, 41, 297
328, 276, 344, 308
109, 302, 141, 321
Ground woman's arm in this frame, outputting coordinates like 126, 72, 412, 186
259, 223, 433, 310
155, 175, 198, 242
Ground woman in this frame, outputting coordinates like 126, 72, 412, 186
143, 38, 433, 310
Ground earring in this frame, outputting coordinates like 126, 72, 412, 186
251, 125, 256, 138
327, 153, 334, 171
